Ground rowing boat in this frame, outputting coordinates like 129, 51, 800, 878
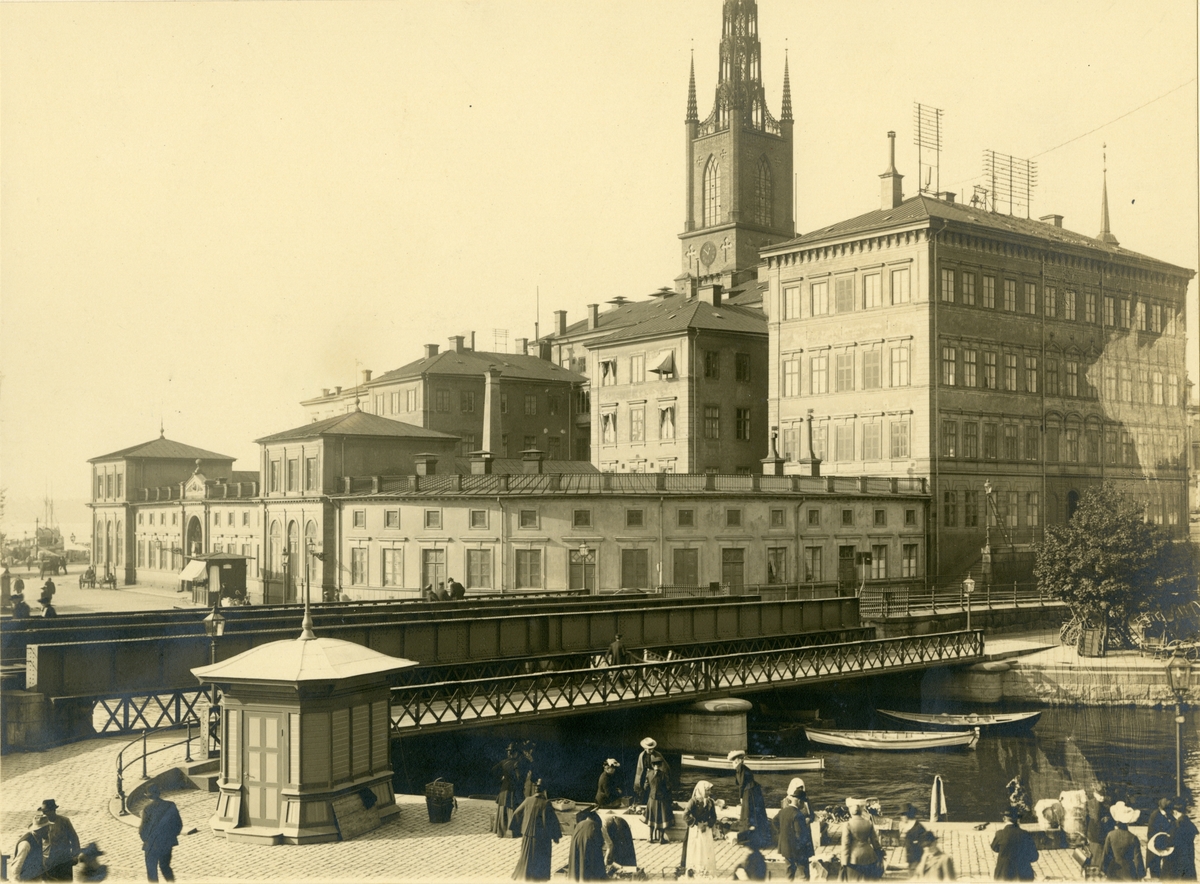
680, 754, 826, 772
803, 727, 980, 751
877, 709, 1041, 729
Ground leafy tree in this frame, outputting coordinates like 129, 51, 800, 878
1034, 483, 1198, 644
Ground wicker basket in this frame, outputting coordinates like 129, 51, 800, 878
425, 778, 456, 824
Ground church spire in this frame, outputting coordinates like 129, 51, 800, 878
780, 49, 792, 122
1098, 144, 1119, 246
686, 50, 698, 123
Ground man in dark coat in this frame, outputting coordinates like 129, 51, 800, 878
1148, 797, 1177, 879
600, 812, 637, 869
11, 591, 31, 618
510, 783, 562, 881
1163, 797, 1198, 880
595, 759, 624, 808
1101, 802, 1145, 881
447, 578, 466, 600
139, 783, 183, 882
990, 807, 1038, 881
38, 800, 80, 882
1085, 785, 1114, 870
568, 805, 607, 881
899, 804, 928, 873
773, 782, 809, 880
731, 750, 771, 847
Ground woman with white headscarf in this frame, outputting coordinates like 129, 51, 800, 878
684, 780, 718, 876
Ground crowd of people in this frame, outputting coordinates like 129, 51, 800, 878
4, 572, 58, 618
422, 578, 467, 602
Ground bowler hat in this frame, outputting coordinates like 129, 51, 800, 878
904, 804, 920, 819
39, 799, 58, 812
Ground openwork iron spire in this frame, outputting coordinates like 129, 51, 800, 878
698, 0, 780, 135
781, 49, 792, 122
686, 50, 698, 122
1098, 144, 1119, 246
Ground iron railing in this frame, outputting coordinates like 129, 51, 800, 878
859, 581, 1063, 618
115, 721, 197, 815
92, 688, 214, 735
388, 630, 983, 734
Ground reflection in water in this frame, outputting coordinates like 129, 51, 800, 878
395, 705, 1197, 821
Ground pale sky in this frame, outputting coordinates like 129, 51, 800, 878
2, 0, 1197, 538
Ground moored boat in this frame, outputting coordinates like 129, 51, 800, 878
877, 708, 1041, 729
680, 753, 825, 772
803, 727, 980, 751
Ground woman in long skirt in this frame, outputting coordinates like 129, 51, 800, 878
684, 780, 718, 876
510, 782, 563, 881
492, 743, 522, 837
644, 759, 674, 843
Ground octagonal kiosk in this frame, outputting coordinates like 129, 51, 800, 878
192, 611, 416, 844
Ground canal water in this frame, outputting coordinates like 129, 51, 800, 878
394, 690, 1198, 821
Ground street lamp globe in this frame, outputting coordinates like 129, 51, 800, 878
203, 607, 225, 638
1166, 653, 1193, 696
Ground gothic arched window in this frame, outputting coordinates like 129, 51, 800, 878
703, 156, 721, 227
755, 156, 773, 226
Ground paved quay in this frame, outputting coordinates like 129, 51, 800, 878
2, 733, 1103, 883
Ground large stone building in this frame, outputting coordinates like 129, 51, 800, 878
761, 138, 1194, 579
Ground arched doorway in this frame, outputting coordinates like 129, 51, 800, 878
286, 521, 299, 603
186, 516, 203, 557
268, 521, 282, 604
105, 522, 113, 569
1067, 490, 1080, 521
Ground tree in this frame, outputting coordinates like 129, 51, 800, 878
1034, 483, 1198, 646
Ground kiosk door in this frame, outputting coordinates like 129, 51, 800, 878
245, 712, 283, 827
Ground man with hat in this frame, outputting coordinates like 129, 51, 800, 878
1147, 797, 1177, 879
1101, 801, 1145, 881
633, 737, 665, 803
10, 816, 49, 881
38, 799, 80, 881
899, 804, 928, 874
1163, 797, 1197, 880
11, 589, 31, 619
773, 778, 814, 880
730, 750, 771, 847
1085, 784, 1114, 871
596, 759, 624, 808
139, 783, 182, 882
990, 806, 1038, 881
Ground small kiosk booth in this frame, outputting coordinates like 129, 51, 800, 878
191, 611, 416, 844
179, 554, 248, 606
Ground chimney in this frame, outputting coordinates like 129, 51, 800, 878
468, 331, 476, 350
522, 448, 545, 474
335, 386, 342, 394
938, 192, 956, 204
469, 451, 494, 475
699, 282, 723, 306
1040, 213, 1064, 228
538, 339, 552, 361
450, 335, 465, 353
554, 310, 567, 336
482, 367, 503, 455
587, 304, 600, 329
362, 369, 372, 384
322, 388, 330, 397
515, 337, 528, 354
414, 454, 438, 476
424, 343, 440, 359
880, 131, 904, 211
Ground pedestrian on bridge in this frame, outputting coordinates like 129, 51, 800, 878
37, 800, 79, 881
595, 759, 624, 808
448, 578, 466, 600
493, 743, 522, 837
139, 783, 182, 883
510, 781, 562, 881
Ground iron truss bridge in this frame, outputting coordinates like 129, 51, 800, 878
387, 630, 983, 735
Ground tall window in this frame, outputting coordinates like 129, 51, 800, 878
871, 545, 888, 579
704, 405, 720, 439
783, 359, 800, 396
767, 547, 788, 584
863, 273, 881, 308
1005, 354, 1018, 390
941, 420, 958, 457
963, 350, 977, 387
305, 456, 319, 491
804, 547, 823, 582
902, 544, 918, 578
835, 277, 854, 313
735, 353, 752, 382
983, 275, 996, 309
961, 272, 975, 305
835, 424, 854, 461
1104, 296, 1115, 326
890, 268, 910, 304
1044, 286, 1056, 318
621, 549, 649, 589
943, 491, 957, 527
704, 351, 720, 379
351, 548, 367, 586
862, 423, 882, 460
466, 549, 492, 588
863, 350, 881, 389
890, 347, 909, 386
286, 458, 299, 492
1004, 424, 1019, 460
735, 408, 751, 440
754, 155, 772, 226
1046, 360, 1059, 396
673, 548, 699, 586
524, 394, 537, 415
811, 355, 828, 394
1025, 357, 1038, 393
630, 406, 645, 442
1024, 426, 1039, 461
1004, 280, 1017, 311
890, 421, 909, 459
983, 352, 997, 389
983, 423, 998, 459
783, 286, 800, 319
1085, 292, 1097, 323
964, 491, 979, 527
835, 352, 854, 391
811, 281, 829, 315
963, 421, 979, 458
1026, 492, 1040, 528
515, 549, 542, 588
1024, 282, 1037, 314
941, 347, 956, 386
940, 268, 955, 302
381, 548, 401, 587
461, 391, 475, 413
1064, 289, 1076, 320
703, 156, 721, 226
630, 354, 645, 384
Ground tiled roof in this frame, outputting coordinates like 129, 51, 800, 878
255, 411, 459, 444
765, 195, 1191, 273
89, 436, 234, 463
230, 471, 259, 484
593, 297, 766, 345
369, 350, 585, 387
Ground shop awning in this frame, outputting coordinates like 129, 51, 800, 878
649, 350, 675, 374
179, 558, 208, 583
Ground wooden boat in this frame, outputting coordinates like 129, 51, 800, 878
803, 727, 980, 751
680, 753, 826, 772
878, 708, 1041, 729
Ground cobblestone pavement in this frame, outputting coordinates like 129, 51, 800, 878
2, 733, 1125, 883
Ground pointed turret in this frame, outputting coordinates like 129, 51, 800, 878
686, 52, 698, 122
780, 51, 792, 122
1098, 146, 1119, 246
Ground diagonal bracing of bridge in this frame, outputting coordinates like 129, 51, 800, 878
388, 630, 984, 735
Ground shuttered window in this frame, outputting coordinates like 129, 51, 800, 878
331, 709, 350, 781
302, 713, 330, 784
225, 709, 240, 781
352, 705, 370, 777
372, 700, 389, 772
289, 714, 300, 784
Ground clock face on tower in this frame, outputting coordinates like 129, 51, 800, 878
700, 241, 717, 267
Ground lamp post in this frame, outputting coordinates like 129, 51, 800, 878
202, 598, 225, 703
963, 576, 975, 634
1165, 652, 1193, 798
306, 541, 326, 604
577, 542, 594, 593
281, 547, 290, 605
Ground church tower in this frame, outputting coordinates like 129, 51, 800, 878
678, 0, 794, 291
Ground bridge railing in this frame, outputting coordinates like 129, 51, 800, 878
859, 581, 1061, 618
388, 630, 983, 733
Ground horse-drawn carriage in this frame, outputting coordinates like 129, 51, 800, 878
32, 552, 67, 578
78, 566, 117, 590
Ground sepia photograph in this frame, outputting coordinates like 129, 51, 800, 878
1, 0, 1197, 880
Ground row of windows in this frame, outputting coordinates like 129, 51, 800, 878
939, 269, 1181, 335
95, 472, 125, 500
599, 350, 754, 386
782, 346, 909, 396
600, 404, 676, 445
780, 267, 911, 319
269, 455, 321, 494
938, 419, 1183, 467
942, 489, 1038, 529
367, 388, 562, 418
779, 420, 911, 463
